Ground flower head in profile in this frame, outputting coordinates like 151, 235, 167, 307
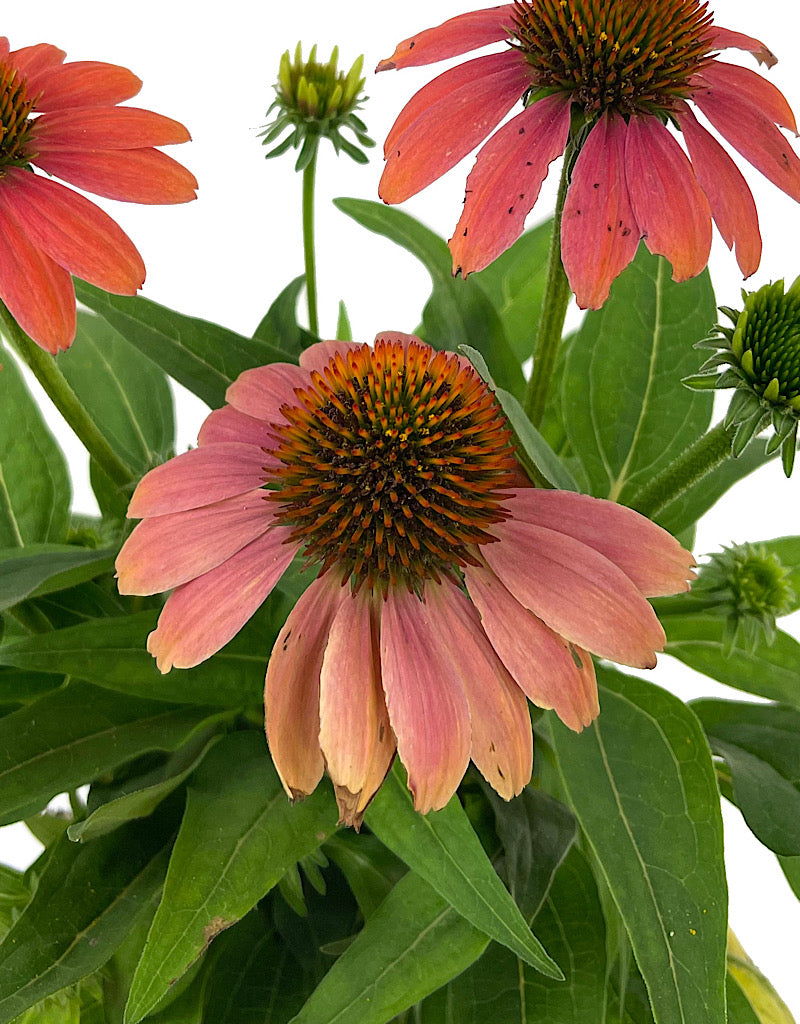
377, 1, 800, 308
116, 334, 695, 824
0, 36, 197, 353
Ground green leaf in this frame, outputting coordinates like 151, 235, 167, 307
75, 281, 289, 409
289, 870, 489, 1024
0, 344, 70, 546
663, 617, 800, 710
124, 731, 338, 1024
333, 198, 525, 398
324, 832, 407, 920
0, 680, 225, 826
0, 667, 61, 704
0, 544, 115, 612
549, 666, 727, 1024
0, 812, 171, 1024
725, 974, 763, 1024
363, 764, 562, 978
692, 700, 800, 855
778, 855, 800, 900
252, 275, 317, 358
727, 932, 796, 1024
58, 312, 174, 476
560, 248, 715, 503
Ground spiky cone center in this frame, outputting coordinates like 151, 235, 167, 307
277, 44, 365, 124
269, 340, 518, 595
732, 281, 800, 410
0, 63, 37, 168
510, 0, 715, 117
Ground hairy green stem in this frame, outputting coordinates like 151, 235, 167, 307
302, 147, 320, 335
0, 303, 135, 489
524, 153, 574, 427
630, 421, 736, 520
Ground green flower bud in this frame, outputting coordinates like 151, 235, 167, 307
260, 43, 374, 171
683, 277, 800, 475
694, 542, 795, 653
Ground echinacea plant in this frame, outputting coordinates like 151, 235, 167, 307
0, 5, 798, 1024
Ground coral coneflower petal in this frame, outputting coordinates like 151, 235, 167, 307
319, 590, 395, 827
34, 107, 192, 149
701, 61, 797, 132
266, 576, 346, 800
711, 27, 777, 68
9, 43, 65, 77
28, 61, 143, 110
197, 406, 278, 449
1, 169, 145, 294
677, 103, 762, 277
379, 52, 532, 204
376, 5, 515, 71
430, 580, 532, 799
691, 73, 800, 203
449, 92, 572, 276
147, 527, 296, 673
0, 195, 75, 354
33, 147, 198, 205
507, 490, 697, 597
561, 111, 640, 310
625, 114, 712, 282
127, 444, 274, 519
225, 362, 307, 421
116, 489, 275, 595
484, 519, 666, 669
380, 586, 471, 813
299, 339, 362, 373
464, 562, 599, 731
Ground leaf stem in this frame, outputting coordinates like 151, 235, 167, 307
629, 421, 736, 520
302, 146, 320, 336
523, 152, 574, 427
0, 302, 135, 490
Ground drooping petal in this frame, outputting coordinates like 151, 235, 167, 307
1, 169, 145, 294
710, 27, 777, 68
464, 562, 599, 731
561, 110, 640, 310
429, 579, 532, 799
624, 114, 712, 282
0, 192, 76, 353
30, 61, 143, 111
702, 61, 797, 132
34, 107, 192, 149
483, 518, 667, 669
116, 489, 276, 595
380, 52, 531, 204
225, 362, 308, 421
33, 146, 198, 204
197, 406, 279, 449
299, 339, 362, 373
690, 72, 800, 202
265, 575, 347, 800
506, 489, 696, 597
147, 527, 296, 672
677, 103, 762, 277
449, 92, 572, 276
127, 443, 273, 518
380, 585, 471, 813
319, 589, 395, 827
377, 5, 516, 71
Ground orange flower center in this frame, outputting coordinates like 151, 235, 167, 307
510, 0, 715, 117
269, 339, 517, 595
0, 64, 37, 168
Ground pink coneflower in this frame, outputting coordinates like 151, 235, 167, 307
0, 36, 197, 353
377, 1, 800, 308
116, 334, 695, 824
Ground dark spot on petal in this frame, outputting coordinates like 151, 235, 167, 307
409, 40, 416, 49
607, 224, 612, 231
463, 228, 468, 236
526, 160, 533, 166
622, 227, 632, 236
593, 182, 600, 188
508, 206, 514, 214
518, 126, 525, 134
497, 765, 505, 779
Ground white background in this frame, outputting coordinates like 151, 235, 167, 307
1, 0, 799, 1015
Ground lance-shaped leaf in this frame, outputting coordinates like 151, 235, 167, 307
252, 275, 316, 359
549, 666, 727, 1024
0, 544, 115, 612
124, 731, 339, 1024
692, 700, 800, 856
0, 344, 70, 546
363, 764, 562, 979
0, 680, 226, 826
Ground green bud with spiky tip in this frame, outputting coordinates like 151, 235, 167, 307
694, 542, 795, 654
683, 277, 800, 476
260, 43, 374, 171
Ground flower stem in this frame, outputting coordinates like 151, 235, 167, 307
302, 146, 320, 336
524, 153, 573, 427
629, 421, 736, 520
0, 303, 135, 490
